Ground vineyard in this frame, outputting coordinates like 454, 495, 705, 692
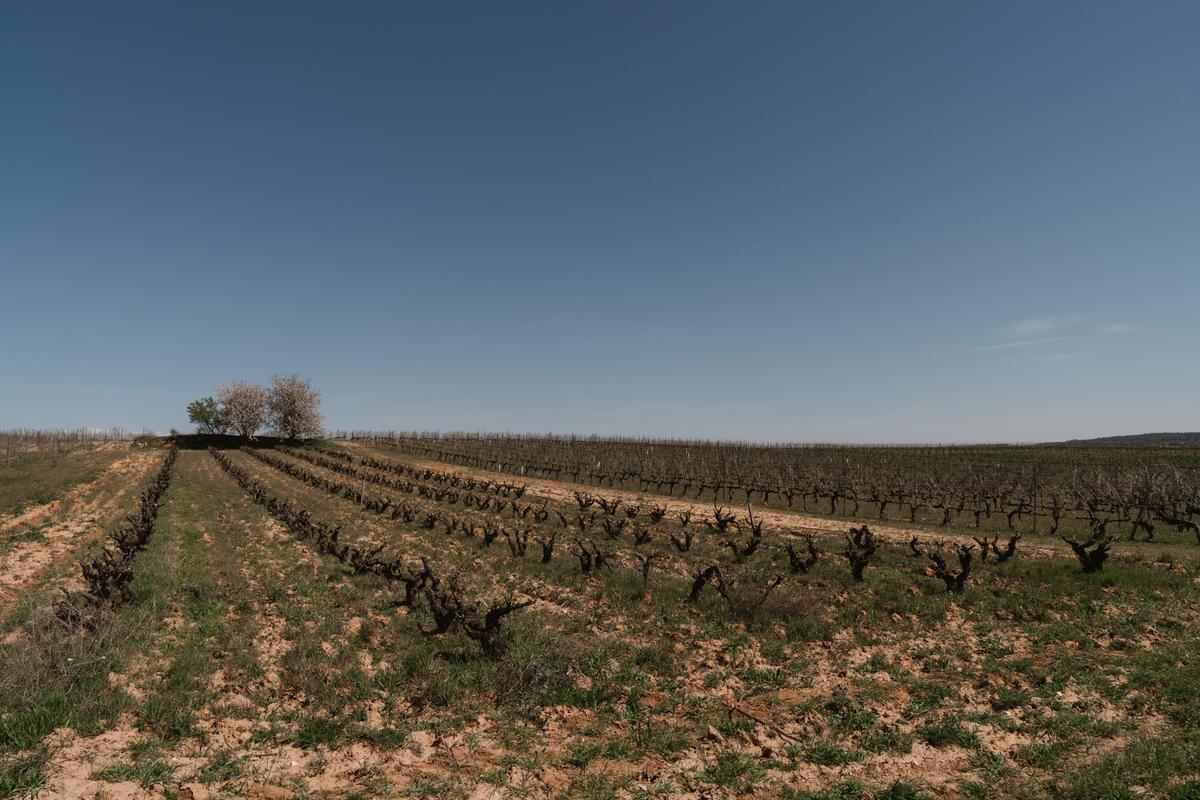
352, 432, 1200, 544
1, 435, 1198, 799
0, 429, 149, 469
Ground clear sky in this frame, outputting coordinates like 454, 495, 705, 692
2, 2, 1197, 443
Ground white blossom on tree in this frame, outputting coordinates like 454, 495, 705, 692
267, 374, 323, 440
217, 381, 269, 439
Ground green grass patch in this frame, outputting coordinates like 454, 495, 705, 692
917, 719, 979, 749
699, 750, 766, 791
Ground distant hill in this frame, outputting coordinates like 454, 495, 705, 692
1059, 432, 1200, 447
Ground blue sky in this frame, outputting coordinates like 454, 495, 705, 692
2, 1, 1196, 443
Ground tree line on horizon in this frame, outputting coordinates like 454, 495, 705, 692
187, 374, 323, 440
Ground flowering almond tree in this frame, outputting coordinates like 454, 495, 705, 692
217, 381, 269, 440
268, 374, 323, 440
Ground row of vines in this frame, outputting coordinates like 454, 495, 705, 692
56, 446, 178, 629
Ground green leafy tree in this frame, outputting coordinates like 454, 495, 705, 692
187, 397, 228, 435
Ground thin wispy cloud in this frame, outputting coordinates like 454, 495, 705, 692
994, 314, 1084, 340
978, 315, 1133, 353
1097, 323, 1134, 334
976, 336, 1078, 352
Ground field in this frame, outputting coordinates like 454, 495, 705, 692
1, 435, 1199, 800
